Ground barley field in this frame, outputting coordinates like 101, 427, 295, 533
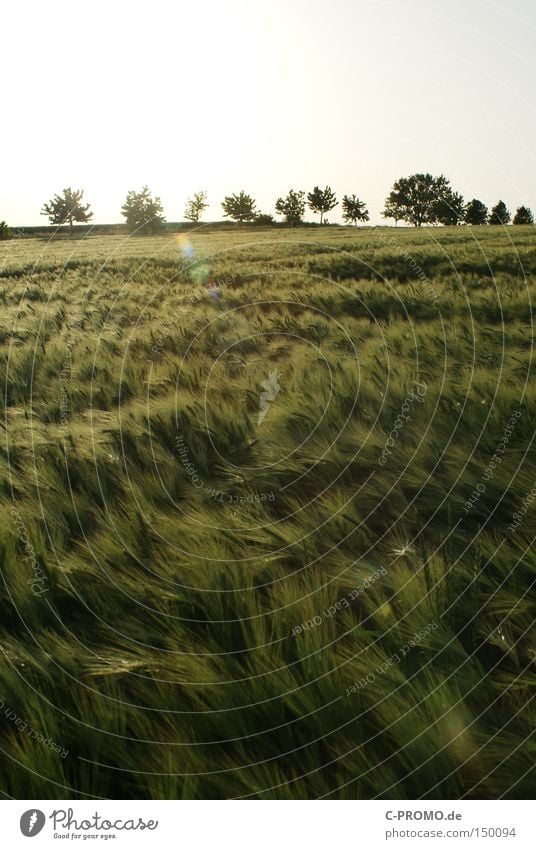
0, 225, 534, 799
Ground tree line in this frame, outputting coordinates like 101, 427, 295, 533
0, 173, 533, 238
33, 185, 370, 232
382, 173, 532, 226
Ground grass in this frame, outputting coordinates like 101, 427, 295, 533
0, 224, 534, 799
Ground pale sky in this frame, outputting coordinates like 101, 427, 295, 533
3, 0, 536, 225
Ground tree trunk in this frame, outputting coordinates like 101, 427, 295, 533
320, 211, 324, 225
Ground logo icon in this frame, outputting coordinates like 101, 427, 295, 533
20, 809, 46, 837
257, 369, 281, 425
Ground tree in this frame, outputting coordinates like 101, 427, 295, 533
275, 190, 305, 226
254, 213, 275, 226
513, 205, 534, 225
307, 185, 337, 224
41, 187, 93, 235
342, 194, 369, 225
464, 198, 488, 225
0, 221, 9, 240
382, 173, 457, 227
184, 191, 208, 223
434, 190, 465, 225
382, 199, 401, 226
121, 186, 165, 234
489, 200, 511, 225
221, 191, 257, 222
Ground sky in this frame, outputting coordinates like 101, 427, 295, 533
3, 0, 536, 225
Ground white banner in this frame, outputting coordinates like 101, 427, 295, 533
0, 800, 533, 848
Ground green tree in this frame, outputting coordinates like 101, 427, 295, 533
121, 186, 165, 234
489, 200, 511, 225
0, 221, 9, 240
382, 173, 456, 227
342, 194, 369, 225
275, 190, 305, 226
434, 190, 465, 225
464, 198, 488, 225
307, 185, 337, 224
513, 205, 534, 225
41, 187, 93, 235
382, 199, 401, 226
254, 213, 275, 226
221, 191, 257, 222
184, 191, 208, 223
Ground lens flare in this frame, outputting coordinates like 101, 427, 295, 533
176, 233, 195, 262
176, 233, 213, 287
